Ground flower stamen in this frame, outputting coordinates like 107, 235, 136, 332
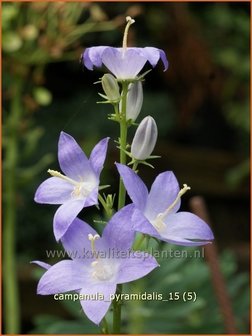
122, 16, 135, 51
48, 170, 94, 199
152, 184, 191, 233
160, 184, 191, 220
48, 169, 78, 186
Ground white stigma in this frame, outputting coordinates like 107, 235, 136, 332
88, 233, 100, 255
122, 16, 135, 50
152, 184, 191, 233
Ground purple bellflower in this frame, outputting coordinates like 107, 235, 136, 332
34, 132, 109, 241
116, 164, 214, 246
82, 16, 168, 80
33, 206, 158, 325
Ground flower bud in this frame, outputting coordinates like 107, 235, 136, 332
131, 116, 158, 160
125, 81, 143, 121
101, 74, 120, 101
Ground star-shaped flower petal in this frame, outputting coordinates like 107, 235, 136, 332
34, 132, 109, 241
82, 46, 168, 80
34, 206, 158, 325
116, 163, 214, 246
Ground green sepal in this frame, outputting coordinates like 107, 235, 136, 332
99, 185, 110, 191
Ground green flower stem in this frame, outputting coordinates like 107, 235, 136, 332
133, 234, 146, 250
117, 120, 127, 209
127, 281, 145, 333
3, 77, 22, 333
113, 102, 120, 120
100, 316, 110, 334
113, 284, 122, 333
117, 81, 128, 210
132, 161, 138, 172
112, 81, 129, 334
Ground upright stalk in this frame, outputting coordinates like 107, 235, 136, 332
112, 81, 129, 333
100, 317, 110, 334
3, 77, 22, 333
113, 284, 122, 333
117, 81, 128, 210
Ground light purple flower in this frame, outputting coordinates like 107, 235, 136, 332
82, 46, 168, 80
116, 164, 214, 246
34, 132, 109, 241
33, 206, 158, 325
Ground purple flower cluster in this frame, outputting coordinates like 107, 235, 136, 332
34, 132, 213, 324
34, 17, 214, 326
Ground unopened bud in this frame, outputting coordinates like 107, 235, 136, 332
125, 81, 143, 121
131, 116, 158, 160
101, 74, 120, 101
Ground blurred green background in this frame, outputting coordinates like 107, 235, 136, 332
2, 2, 249, 334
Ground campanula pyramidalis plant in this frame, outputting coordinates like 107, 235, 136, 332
34, 16, 213, 333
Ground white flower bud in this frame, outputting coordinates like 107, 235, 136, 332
125, 81, 143, 121
101, 74, 120, 101
131, 116, 158, 160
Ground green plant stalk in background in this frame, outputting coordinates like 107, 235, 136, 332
3, 77, 23, 334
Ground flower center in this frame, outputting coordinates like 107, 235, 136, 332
152, 184, 191, 233
71, 182, 94, 198
122, 16, 135, 51
48, 169, 94, 199
88, 234, 114, 281
91, 260, 114, 281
